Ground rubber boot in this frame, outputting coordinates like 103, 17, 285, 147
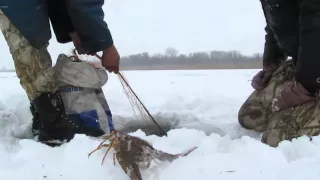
31, 92, 105, 146
30, 102, 39, 136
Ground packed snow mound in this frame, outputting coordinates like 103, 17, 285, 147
1, 127, 320, 180
0, 70, 319, 180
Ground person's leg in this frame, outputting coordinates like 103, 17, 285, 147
238, 60, 296, 132
29, 102, 39, 136
262, 93, 320, 147
0, 10, 74, 145
0, 11, 56, 99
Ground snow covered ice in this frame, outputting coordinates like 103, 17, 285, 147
1, 70, 320, 180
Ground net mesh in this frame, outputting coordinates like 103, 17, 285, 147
116, 72, 167, 136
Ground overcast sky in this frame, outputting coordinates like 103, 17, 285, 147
0, 0, 265, 69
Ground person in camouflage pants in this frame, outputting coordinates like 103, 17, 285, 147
0, 1, 120, 146
0, 10, 56, 100
238, 0, 320, 147
238, 59, 320, 147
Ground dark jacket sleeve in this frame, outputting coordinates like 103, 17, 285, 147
260, 2, 287, 68
262, 25, 287, 68
48, 0, 74, 44
295, 0, 320, 95
66, 0, 114, 54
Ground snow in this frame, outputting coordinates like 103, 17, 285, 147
0, 70, 320, 180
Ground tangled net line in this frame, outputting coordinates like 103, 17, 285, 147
116, 71, 167, 136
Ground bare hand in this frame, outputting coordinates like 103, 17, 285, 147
101, 45, 120, 73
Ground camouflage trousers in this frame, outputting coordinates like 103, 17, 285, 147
0, 10, 57, 100
238, 59, 320, 147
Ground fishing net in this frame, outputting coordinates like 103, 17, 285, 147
115, 71, 167, 136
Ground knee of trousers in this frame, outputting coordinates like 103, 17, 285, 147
238, 97, 268, 132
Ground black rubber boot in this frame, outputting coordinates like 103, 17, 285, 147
31, 92, 105, 146
30, 102, 40, 136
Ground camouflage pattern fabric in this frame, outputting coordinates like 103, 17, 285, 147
238, 60, 320, 147
238, 60, 295, 132
0, 10, 57, 100
262, 90, 320, 147
239, 59, 320, 147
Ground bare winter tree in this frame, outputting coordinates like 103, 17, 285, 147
165, 47, 179, 58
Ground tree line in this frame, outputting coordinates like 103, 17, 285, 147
0, 47, 263, 72
119, 47, 262, 70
